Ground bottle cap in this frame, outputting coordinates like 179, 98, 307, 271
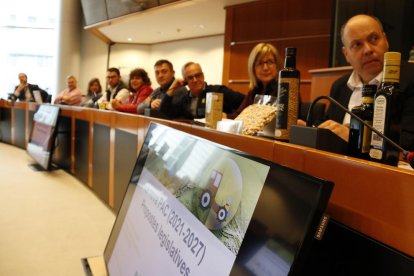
384, 52, 401, 64
362, 84, 376, 97
285, 47, 296, 56
383, 52, 401, 82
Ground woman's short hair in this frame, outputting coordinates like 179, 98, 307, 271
87, 78, 102, 95
129, 68, 151, 91
247, 43, 281, 90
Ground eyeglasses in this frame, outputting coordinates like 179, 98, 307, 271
255, 60, 276, 68
186, 72, 203, 82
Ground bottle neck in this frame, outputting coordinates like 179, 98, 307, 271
284, 55, 296, 68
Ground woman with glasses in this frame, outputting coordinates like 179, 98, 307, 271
228, 43, 282, 119
112, 68, 153, 113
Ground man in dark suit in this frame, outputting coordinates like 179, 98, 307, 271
12, 73, 49, 103
160, 62, 244, 120
319, 14, 414, 151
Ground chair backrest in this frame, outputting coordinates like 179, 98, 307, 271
300, 102, 326, 124
45, 94, 52, 103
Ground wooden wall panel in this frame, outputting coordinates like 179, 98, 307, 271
229, 0, 332, 42
223, 0, 332, 100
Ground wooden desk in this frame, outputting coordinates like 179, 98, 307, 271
1, 100, 413, 261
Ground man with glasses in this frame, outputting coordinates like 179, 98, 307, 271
160, 62, 244, 119
97, 67, 129, 110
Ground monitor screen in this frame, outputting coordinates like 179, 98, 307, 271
104, 122, 333, 276
26, 104, 60, 170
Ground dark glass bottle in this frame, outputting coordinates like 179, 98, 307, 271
275, 47, 300, 140
369, 52, 401, 166
348, 84, 376, 160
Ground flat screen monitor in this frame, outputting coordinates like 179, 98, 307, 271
103, 122, 333, 275
26, 104, 60, 170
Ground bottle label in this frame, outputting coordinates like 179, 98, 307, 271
370, 148, 383, 159
383, 63, 400, 83
370, 95, 386, 158
275, 82, 289, 129
275, 78, 299, 139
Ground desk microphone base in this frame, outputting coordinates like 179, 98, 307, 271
290, 125, 348, 155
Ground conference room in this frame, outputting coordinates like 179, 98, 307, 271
1, 0, 413, 275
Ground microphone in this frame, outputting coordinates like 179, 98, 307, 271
7, 93, 17, 106
306, 95, 414, 169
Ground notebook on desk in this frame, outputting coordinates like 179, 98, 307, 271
82, 122, 333, 276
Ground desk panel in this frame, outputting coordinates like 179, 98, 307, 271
75, 119, 90, 185
113, 129, 138, 212
92, 122, 110, 205
1, 100, 413, 261
53, 115, 71, 171
14, 108, 26, 149
0, 107, 12, 144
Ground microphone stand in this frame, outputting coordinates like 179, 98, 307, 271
307, 95, 413, 167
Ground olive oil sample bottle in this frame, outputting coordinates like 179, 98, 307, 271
369, 52, 401, 166
348, 84, 376, 160
275, 47, 300, 140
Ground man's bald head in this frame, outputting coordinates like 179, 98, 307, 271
340, 14, 389, 83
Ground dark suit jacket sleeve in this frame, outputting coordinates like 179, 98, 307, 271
159, 87, 188, 118
325, 74, 352, 123
14, 85, 25, 101
210, 85, 244, 114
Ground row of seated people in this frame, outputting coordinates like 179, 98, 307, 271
9, 14, 414, 153
48, 43, 287, 121
52, 43, 300, 120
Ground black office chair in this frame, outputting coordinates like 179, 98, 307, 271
299, 102, 326, 123
45, 94, 52, 103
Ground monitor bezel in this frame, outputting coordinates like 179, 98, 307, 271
26, 104, 60, 171
104, 122, 333, 275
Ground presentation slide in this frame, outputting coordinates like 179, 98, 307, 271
107, 137, 270, 276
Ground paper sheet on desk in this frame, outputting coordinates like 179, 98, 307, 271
398, 161, 413, 171
194, 118, 206, 124
216, 119, 243, 134
194, 118, 243, 134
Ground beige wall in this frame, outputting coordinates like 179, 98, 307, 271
79, 30, 108, 94
148, 35, 225, 85
78, 31, 224, 93
56, 0, 83, 94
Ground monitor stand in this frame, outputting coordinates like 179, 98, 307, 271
81, 256, 107, 276
28, 163, 58, 171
